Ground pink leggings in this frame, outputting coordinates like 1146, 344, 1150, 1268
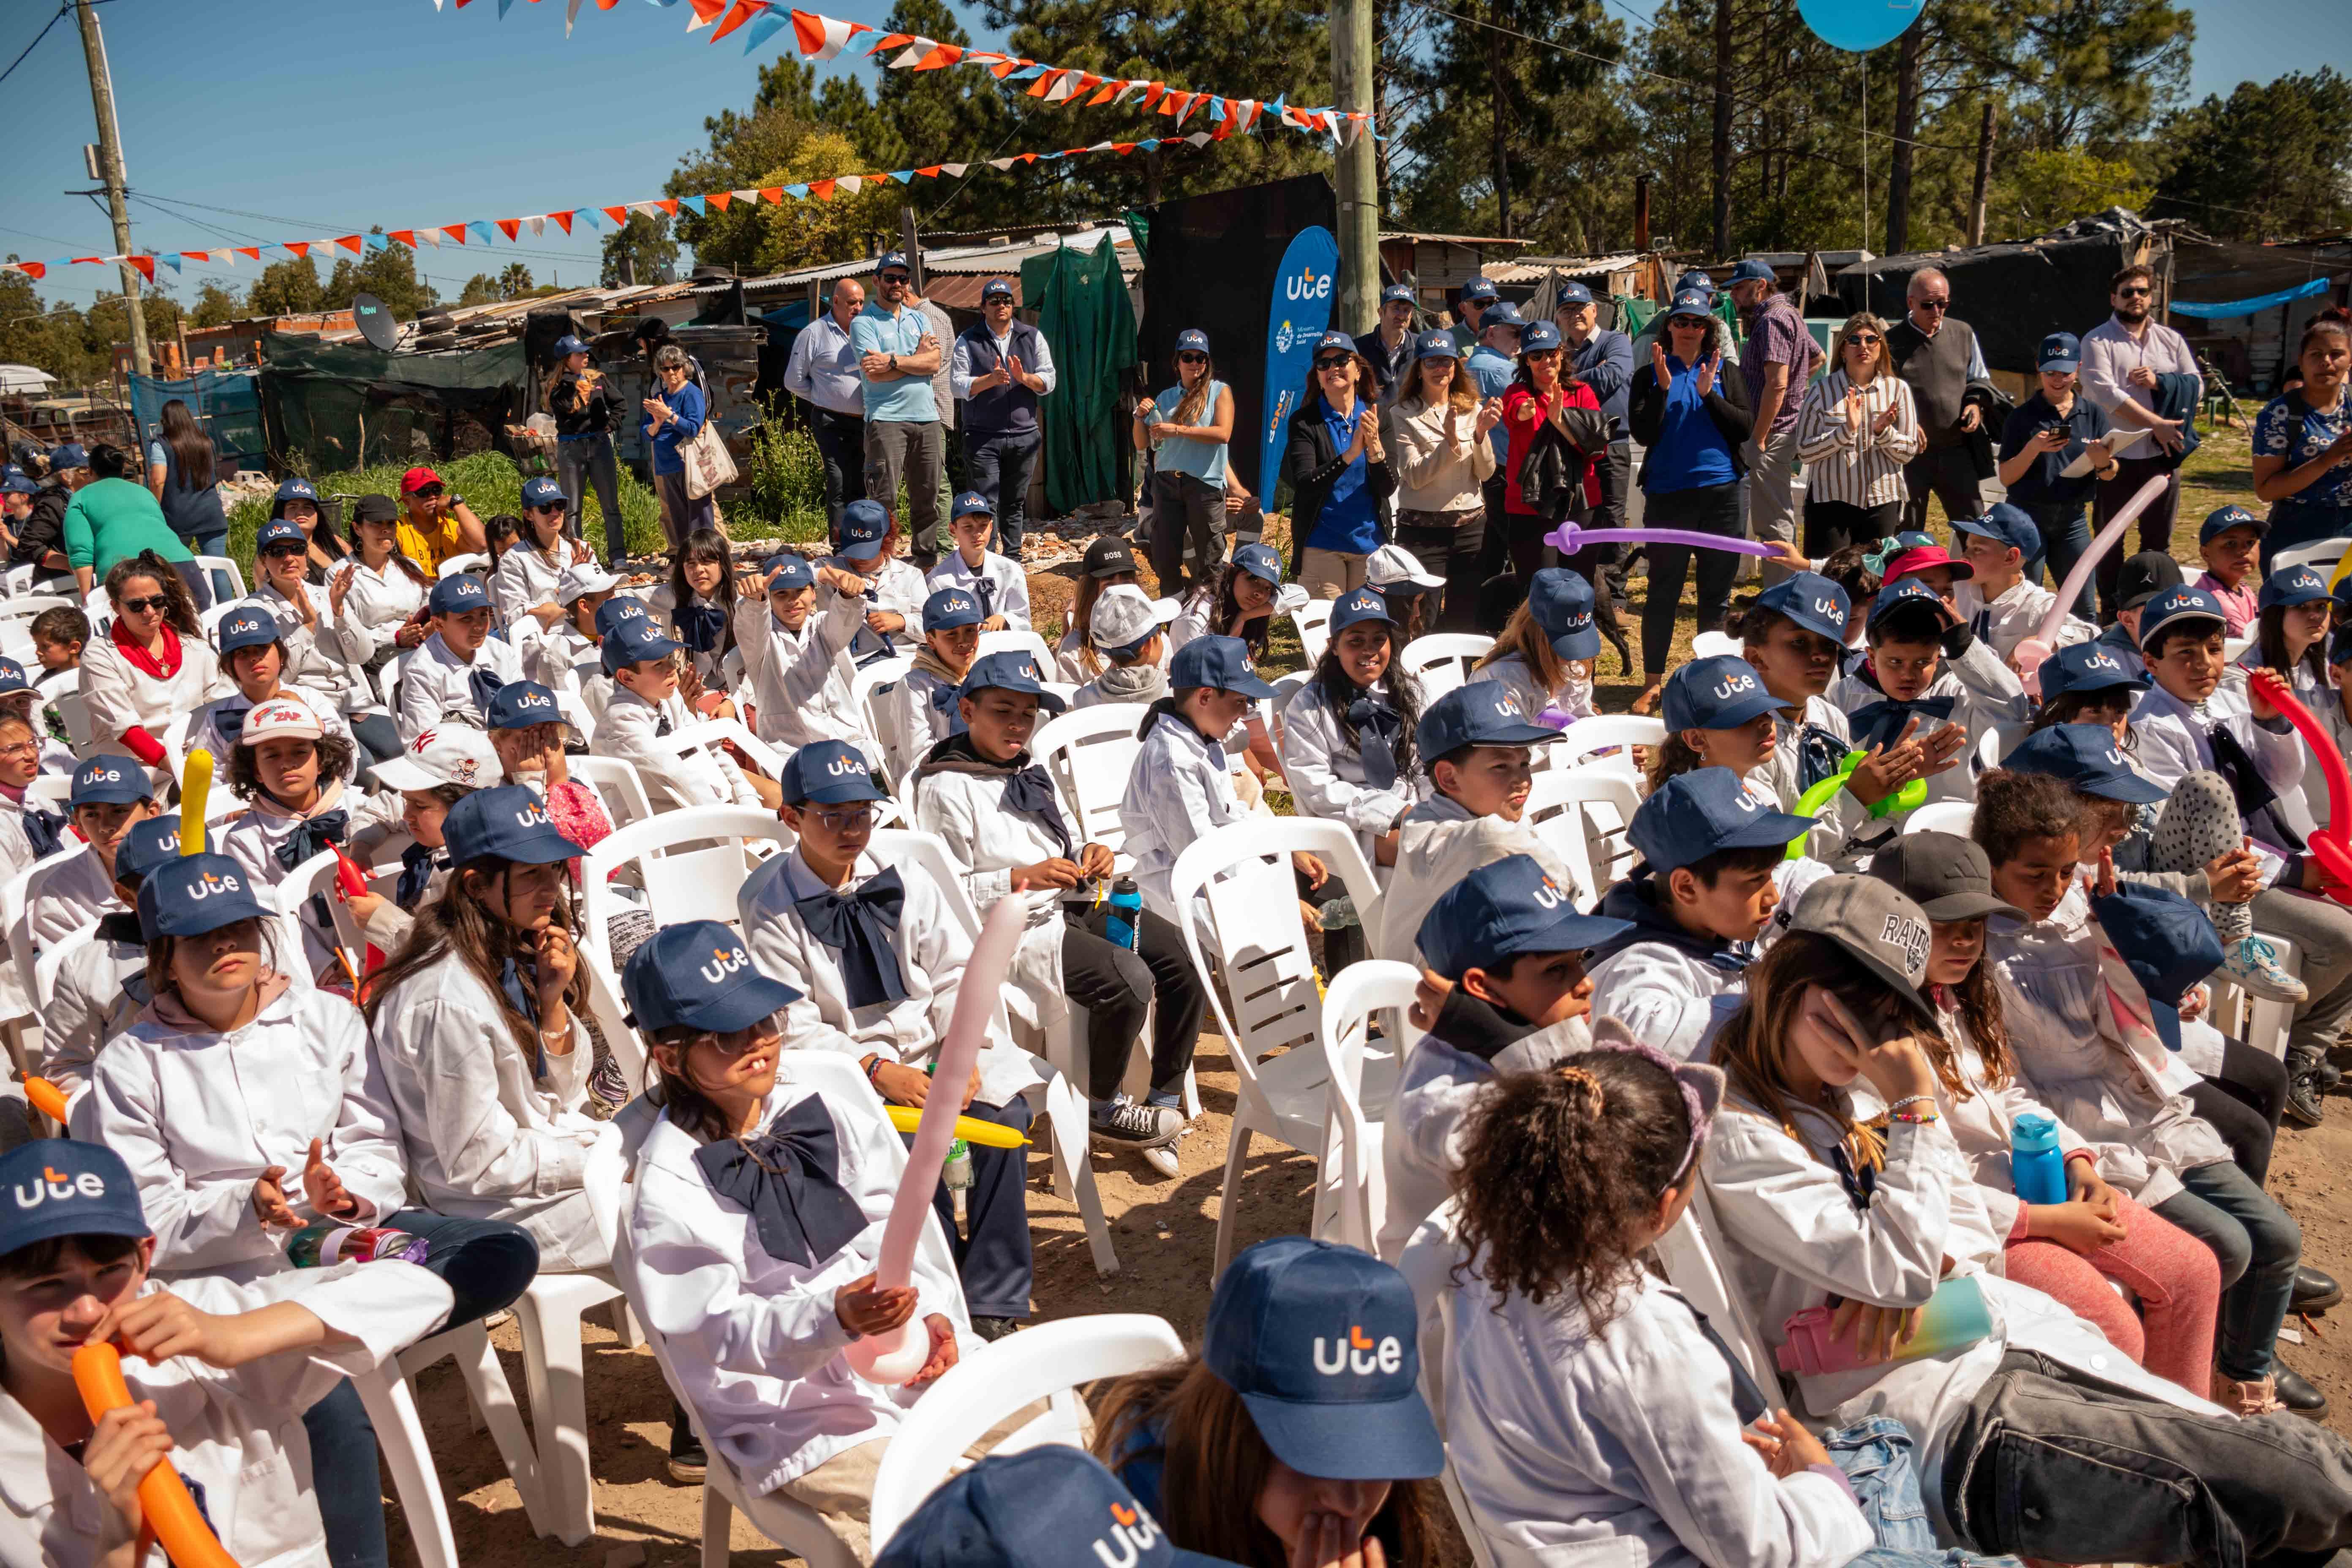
2003, 1191, 2221, 1396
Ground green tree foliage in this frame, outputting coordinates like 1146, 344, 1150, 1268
2155, 69, 2352, 242
600, 213, 679, 286
247, 254, 328, 317
455, 273, 503, 307
321, 237, 438, 319
189, 282, 244, 329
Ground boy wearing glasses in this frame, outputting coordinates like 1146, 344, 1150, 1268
395, 465, 487, 571
2082, 262, 2202, 577
738, 741, 1040, 1338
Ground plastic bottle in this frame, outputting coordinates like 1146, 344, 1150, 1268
926, 1062, 976, 1234
285, 1219, 430, 1268
2009, 1113, 2070, 1207
1107, 877, 1142, 952
1775, 1276, 1992, 1377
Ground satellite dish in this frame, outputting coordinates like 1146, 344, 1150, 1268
352, 294, 401, 352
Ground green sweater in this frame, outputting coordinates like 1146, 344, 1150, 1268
62, 477, 195, 576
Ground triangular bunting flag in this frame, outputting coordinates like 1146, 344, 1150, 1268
989, 156, 1017, 172
1167, 90, 1197, 123
389, 229, 417, 248
732, 188, 762, 203
1087, 82, 1119, 105
158, 255, 182, 274
1114, 80, 1147, 104
578, 208, 602, 231
181, 250, 210, 264
837, 174, 863, 194
656, 197, 680, 215
11, 263, 42, 280
528, 215, 547, 236
286, 242, 311, 259
335, 234, 365, 254
1209, 96, 1226, 122
550, 211, 575, 234
887, 37, 929, 67
871, 31, 914, 54
236, 247, 261, 261
761, 186, 785, 203
495, 219, 522, 242
889, 170, 913, 183
419, 229, 442, 246
940, 163, 967, 177
686, 0, 728, 31
915, 164, 942, 177
1140, 81, 1166, 109
741, 7, 789, 51
784, 183, 808, 199
680, 194, 707, 216
1185, 131, 1212, 147
469, 221, 496, 244
913, 41, 961, 69
443, 225, 469, 244
789, 9, 863, 61
988, 56, 1026, 78
365, 231, 390, 253
603, 206, 631, 226
566, 0, 586, 34
809, 179, 836, 201
708, 0, 761, 41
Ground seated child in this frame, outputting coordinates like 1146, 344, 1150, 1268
1277, 587, 1425, 870
925, 492, 1030, 631
822, 498, 928, 667
880, 586, 982, 779
42, 816, 202, 1101
1951, 502, 2093, 662
2194, 504, 2265, 636
217, 700, 360, 980
619, 920, 974, 1532
732, 552, 876, 757
189, 602, 360, 780
483, 681, 611, 860
1584, 766, 1810, 1060
337, 725, 501, 956
0, 1138, 456, 1568
906, 651, 1202, 1168
738, 742, 1040, 1333
1829, 576, 2026, 806
1068, 585, 1177, 710
1467, 567, 1596, 725
491, 476, 593, 642
31, 757, 160, 946
523, 561, 622, 725
248, 519, 386, 762
2235, 561, 2334, 839
1375, 681, 1569, 965
28, 604, 86, 681
2025, 639, 2149, 738
870, 1448, 1199, 1568
1055, 535, 1146, 683
0, 706, 63, 878
395, 573, 525, 740
1378, 852, 1628, 1260
592, 616, 781, 812
1094, 1238, 1444, 1568
2096, 549, 2185, 655
1367, 542, 1447, 642
0, 659, 71, 776
1169, 542, 1293, 657
1865, 831, 2221, 1395
648, 526, 742, 694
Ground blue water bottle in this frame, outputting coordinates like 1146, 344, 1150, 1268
1107, 877, 1142, 952
2011, 1113, 2069, 1206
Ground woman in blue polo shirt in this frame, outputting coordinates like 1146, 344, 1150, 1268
2253, 314, 2352, 572
642, 343, 712, 551
1286, 332, 1396, 601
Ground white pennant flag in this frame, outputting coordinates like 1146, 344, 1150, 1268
1044, 71, 1080, 102
528, 215, 546, 237
565, 0, 585, 35
838, 175, 863, 195
799, 13, 860, 60
1113, 79, 1146, 104
634, 201, 667, 222
940, 163, 969, 177
686, 2, 717, 31
419, 230, 441, 247
732, 188, 762, 204
989, 157, 1018, 172
1185, 131, 1212, 147
887, 36, 931, 68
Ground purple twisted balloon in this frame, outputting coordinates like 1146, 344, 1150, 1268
1544, 521, 1779, 558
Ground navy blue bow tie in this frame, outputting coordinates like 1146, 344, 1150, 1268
1847, 695, 1955, 754
273, 809, 349, 873
693, 1097, 871, 1268
1344, 696, 1403, 792
468, 665, 507, 720
498, 951, 553, 1078
1002, 765, 1073, 857
21, 807, 63, 861
972, 574, 996, 618
215, 700, 253, 746
794, 868, 909, 1010
395, 841, 440, 910
678, 601, 727, 653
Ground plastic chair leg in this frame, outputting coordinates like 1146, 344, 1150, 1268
610, 1297, 644, 1350
516, 1285, 598, 1546
1041, 1075, 1119, 1276
701, 1478, 735, 1568
397, 1320, 548, 1536
1212, 1121, 1253, 1280
351, 1367, 460, 1568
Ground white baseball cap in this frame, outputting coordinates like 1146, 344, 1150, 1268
239, 698, 323, 746
557, 562, 623, 606
1367, 544, 1445, 593
373, 724, 505, 792
1090, 584, 1181, 651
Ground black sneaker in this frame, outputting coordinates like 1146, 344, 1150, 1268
1090, 1098, 1181, 1149
2318, 1059, 2345, 1094
2294, 1266, 2343, 1315
971, 1316, 1021, 1342
667, 1402, 708, 1483
2286, 1070, 2327, 1128
2276, 1362, 2330, 1421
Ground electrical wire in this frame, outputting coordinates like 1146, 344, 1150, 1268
0, 3, 68, 91
130, 190, 603, 270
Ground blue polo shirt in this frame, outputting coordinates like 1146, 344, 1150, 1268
1644, 355, 1737, 494
1307, 396, 1379, 555
1466, 346, 1516, 462
849, 302, 939, 424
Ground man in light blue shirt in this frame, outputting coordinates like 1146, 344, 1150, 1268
1465, 303, 1523, 606
784, 276, 869, 530
852, 252, 947, 565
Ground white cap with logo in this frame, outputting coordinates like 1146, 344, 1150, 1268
372, 725, 506, 792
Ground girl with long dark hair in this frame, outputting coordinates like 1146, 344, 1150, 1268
145, 397, 230, 578
1278, 588, 1423, 871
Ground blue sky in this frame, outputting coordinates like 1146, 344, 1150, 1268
3, 0, 2338, 311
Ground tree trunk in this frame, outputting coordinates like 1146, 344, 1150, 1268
1489, 21, 1512, 237
1145, 147, 1163, 207
1710, 0, 1733, 258
1967, 100, 1997, 247
1885, 20, 1922, 253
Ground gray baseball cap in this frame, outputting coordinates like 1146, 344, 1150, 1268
1787, 874, 1939, 1026
1863, 833, 2025, 924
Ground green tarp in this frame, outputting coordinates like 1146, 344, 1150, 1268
1025, 235, 1141, 514
257, 332, 529, 472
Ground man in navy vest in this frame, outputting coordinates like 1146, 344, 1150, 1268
950, 278, 1057, 558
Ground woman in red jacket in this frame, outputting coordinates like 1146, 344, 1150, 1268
1498, 320, 1604, 590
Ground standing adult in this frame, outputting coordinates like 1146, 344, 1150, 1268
1995, 331, 2119, 620
2082, 263, 2202, 605
951, 277, 1055, 560
395, 466, 487, 573
782, 277, 868, 531
9, 444, 76, 574
143, 399, 229, 594
1463, 303, 1524, 608
853, 252, 947, 567
1794, 313, 1924, 555
1497, 321, 1605, 584
1450, 275, 1499, 354
1729, 259, 1819, 583
1356, 284, 1418, 402
64, 446, 210, 610
1631, 270, 1742, 368
1556, 281, 1636, 669
545, 334, 628, 564
2252, 313, 2352, 570
1132, 329, 1233, 597
1383, 329, 1500, 631
641, 344, 713, 551
1886, 266, 1992, 531
1286, 332, 1395, 599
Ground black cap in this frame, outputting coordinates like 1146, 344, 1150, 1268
1082, 536, 1138, 579
352, 493, 400, 525
1864, 833, 2025, 923
2115, 550, 2185, 612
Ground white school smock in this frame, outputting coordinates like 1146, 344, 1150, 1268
218, 787, 360, 980
321, 558, 428, 668
591, 684, 762, 813
879, 665, 963, 783
1952, 576, 2094, 665
906, 755, 1076, 1032
1277, 677, 1424, 865
185, 686, 358, 784
1827, 635, 2031, 807
2128, 678, 2306, 812
29, 842, 121, 948
646, 582, 736, 690
1585, 940, 1748, 1064
1117, 709, 1248, 923
1925, 995, 2093, 1241
1375, 794, 1575, 965
925, 549, 1030, 631
1473, 651, 1594, 726
626, 1056, 972, 1496
39, 922, 145, 1098
79, 628, 228, 763
738, 846, 1042, 1110
523, 620, 610, 727
1444, 1265, 1873, 1568
494, 539, 581, 638
0, 1265, 454, 1568
733, 586, 872, 755
250, 582, 363, 713
1702, 1100, 2216, 1546
74, 985, 408, 1282
395, 629, 525, 741
1757, 694, 1884, 870
821, 552, 928, 667
370, 947, 610, 1271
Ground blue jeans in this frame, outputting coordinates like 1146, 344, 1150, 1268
909, 1099, 1033, 1320
1826, 1417, 2017, 1567
2025, 502, 2093, 621
2155, 1162, 2300, 1382
176, 523, 234, 602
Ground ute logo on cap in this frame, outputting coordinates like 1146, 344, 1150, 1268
1879, 912, 1930, 974
1814, 596, 1846, 626
2103, 746, 2130, 769
516, 690, 552, 710
13, 1165, 108, 1211
1313, 1323, 1404, 1377
1092, 1499, 1165, 1568
2084, 652, 2122, 672
1531, 873, 1569, 910
699, 945, 751, 985
827, 754, 869, 777
514, 805, 552, 829
1714, 671, 1759, 699
188, 869, 244, 901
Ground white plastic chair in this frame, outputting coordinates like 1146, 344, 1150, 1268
283, 849, 365, 986
1652, 1175, 1783, 1395
2273, 539, 2346, 576
1168, 817, 1392, 1274
579, 802, 788, 951
658, 716, 786, 786
377, 648, 412, 712
39, 689, 89, 752
975, 627, 1054, 668
1690, 629, 1743, 661
1902, 801, 1976, 837
2209, 931, 2304, 1064
1395, 1204, 1500, 1568
191, 555, 248, 600
1315, 961, 1419, 1255
1554, 713, 1665, 776
31, 917, 99, 1013
386, 1316, 552, 1541
1290, 598, 1334, 666
866, 1314, 1186, 1549
1523, 760, 1641, 893
853, 655, 917, 781
24, 773, 71, 811
1029, 702, 1149, 866
569, 754, 654, 833
1397, 633, 1494, 703
555, 687, 596, 748
5, 846, 92, 1004
348, 1363, 473, 1568
437, 552, 491, 580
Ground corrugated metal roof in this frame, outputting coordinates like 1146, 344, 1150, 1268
1378, 229, 1530, 248
731, 228, 1137, 294
1484, 253, 1646, 283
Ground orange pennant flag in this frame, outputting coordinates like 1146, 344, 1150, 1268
602, 206, 631, 226
1087, 82, 1119, 105
388, 229, 416, 248
445, 225, 470, 244
914, 42, 962, 68
915, 164, 943, 177
809, 179, 836, 201
707, 191, 732, 212
127, 256, 155, 281
236, 247, 261, 261
686, 0, 728, 24
336, 234, 365, 254
495, 219, 522, 242
656, 198, 680, 216
989, 56, 1027, 78
1140, 81, 1166, 109
285, 242, 311, 259
759, 185, 784, 203
549, 211, 574, 234
708, 0, 762, 41
871, 30, 912, 52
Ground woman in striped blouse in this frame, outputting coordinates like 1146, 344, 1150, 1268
1795, 313, 1924, 554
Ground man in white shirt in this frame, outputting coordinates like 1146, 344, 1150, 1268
2080, 263, 2202, 592
783, 278, 869, 530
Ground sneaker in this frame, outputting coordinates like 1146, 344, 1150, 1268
971, 1316, 1021, 1342
2211, 1371, 2287, 1417
667, 1404, 708, 1483
2318, 1059, 2345, 1094
1091, 1097, 1181, 1149
2286, 1069, 2327, 1128
1138, 1144, 1181, 1179
2220, 936, 2308, 1004
2276, 1362, 2331, 1420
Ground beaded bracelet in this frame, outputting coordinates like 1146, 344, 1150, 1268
1889, 1110, 1940, 1124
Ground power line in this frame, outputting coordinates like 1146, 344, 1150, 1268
0, 3, 68, 91
129, 191, 598, 269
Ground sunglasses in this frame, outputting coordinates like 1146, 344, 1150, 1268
1176, 351, 1208, 365
117, 594, 169, 614
1914, 299, 1950, 313
2116, 285, 2152, 298
262, 543, 308, 558
528, 502, 568, 516
1315, 355, 1353, 370
1846, 334, 1881, 347
412, 485, 446, 499
879, 272, 911, 286
682, 1013, 785, 1057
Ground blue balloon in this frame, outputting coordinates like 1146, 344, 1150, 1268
1797, 0, 1925, 52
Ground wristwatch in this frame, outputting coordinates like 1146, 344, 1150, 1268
888, 354, 899, 373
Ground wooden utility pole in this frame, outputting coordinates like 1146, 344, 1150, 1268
75, 0, 150, 378
1966, 101, 1998, 247
1710, 0, 1733, 259
1488, 30, 1512, 239
1333, 0, 1380, 332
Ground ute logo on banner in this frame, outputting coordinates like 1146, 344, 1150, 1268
1257, 224, 1342, 502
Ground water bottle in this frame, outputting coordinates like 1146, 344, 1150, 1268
1315, 896, 1360, 930
1107, 877, 1142, 952
945, 1136, 974, 1232
285, 1219, 431, 1268
2010, 1113, 2070, 1207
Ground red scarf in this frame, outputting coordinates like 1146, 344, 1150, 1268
110, 617, 182, 681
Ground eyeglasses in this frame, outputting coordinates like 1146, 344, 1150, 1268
1846, 334, 1881, 348
2116, 285, 2152, 298
117, 595, 169, 614
413, 485, 446, 499
261, 544, 307, 559
1914, 299, 1950, 313
0, 741, 38, 760
804, 804, 878, 831
879, 272, 910, 286
1315, 355, 1353, 370
1176, 352, 1208, 365
684, 1014, 785, 1057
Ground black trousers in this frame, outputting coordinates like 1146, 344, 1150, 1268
810, 406, 866, 531
967, 429, 1042, 557
1302, 868, 1366, 975
2093, 452, 2183, 617
1638, 482, 1742, 675
1803, 497, 1902, 558
1062, 908, 1206, 1102
1900, 443, 1984, 532
2187, 1035, 2288, 1187
1394, 509, 1486, 634
913, 1096, 1034, 1320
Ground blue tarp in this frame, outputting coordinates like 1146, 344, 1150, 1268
2171, 275, 2334, 320
127, 367, 265, 471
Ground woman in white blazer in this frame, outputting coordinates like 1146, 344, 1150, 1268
77, 551, 227, 766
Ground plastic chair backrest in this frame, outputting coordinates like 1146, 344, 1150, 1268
191, 556, 249, 600
866, 1314, 1186, 1549
660, 716, 785, 782
282, 848, 363, 984
196, 600, 240, 641
568, 755, 653, 834
1029, 702, 1149, 860
7, 847, 89, 1003
1690, 629, 1743, 661
975, 628, 1054, 669
1290, 598, 1334, 666
1652, 1174, 1783, 1397
1902, 800, 1976, 837
378, 649, 411, 713
1395, 1203, 1501, 1568
1317, 960, 1419, 1254
579, 802, 788, 949
1398, 633, 1494, 703
555, 688, 596, 748
1523, 763, 1640, 894
32, 917, 101, 1011
2274, 538, 2346, 576
1554, 713, 1666, 772
25, 773, 71, 811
